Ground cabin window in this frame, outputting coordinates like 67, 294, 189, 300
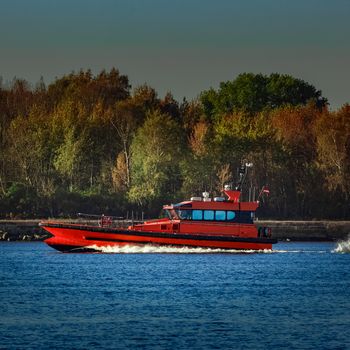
192, 210, 203, 220
176, 209, 192, 220
204, 210, 214, 220
215, 210, 226, 221
227, 211, 236, 221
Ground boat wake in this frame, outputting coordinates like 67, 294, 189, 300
83, 244, 333, 254
332, 236, 350, 254
87, 244, 274, 254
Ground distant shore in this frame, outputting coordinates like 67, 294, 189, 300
0, 219, 349, 242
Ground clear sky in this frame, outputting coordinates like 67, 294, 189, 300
0, 0, 349, 108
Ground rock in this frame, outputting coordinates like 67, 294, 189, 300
2, 232, 9, 241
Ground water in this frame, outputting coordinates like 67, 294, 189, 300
1, 240, 350, 350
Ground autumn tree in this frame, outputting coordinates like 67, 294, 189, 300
270, 103, 325, 217
213, 111, 277, 201
180, 120, 218, 196
132, 84, 160, 112
46, 68, 130, 111
315, 105, 350, 215
179, 98, 206, 135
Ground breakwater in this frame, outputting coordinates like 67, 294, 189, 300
0, 220, 45, 241
256, 220, 350, 241
0, 219, 349, 242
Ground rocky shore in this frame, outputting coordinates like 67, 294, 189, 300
0, 219, 349, 242
0, 220, 47, 241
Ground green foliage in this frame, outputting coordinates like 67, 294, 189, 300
1, 183, 41, 218
201, 73, 327, 118
54, 128, 84, 187
128, 110, 184, 210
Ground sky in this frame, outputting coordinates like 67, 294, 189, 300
0, 0, 349, 108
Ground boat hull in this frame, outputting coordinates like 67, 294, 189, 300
41, 222, 277, 252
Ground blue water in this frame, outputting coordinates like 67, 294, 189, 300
1, 241, 350, 350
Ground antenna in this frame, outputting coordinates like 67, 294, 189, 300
235, 162, 253, 191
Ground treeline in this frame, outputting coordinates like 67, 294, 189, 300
0, 69, 349, 219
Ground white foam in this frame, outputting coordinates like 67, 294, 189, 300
332, 236, 350, 254
86, 244, 274, 254
85, 244, 333, 254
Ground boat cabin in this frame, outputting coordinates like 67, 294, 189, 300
131, 188, 260, 238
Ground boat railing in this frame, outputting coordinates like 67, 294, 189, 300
76, 213, 142, 228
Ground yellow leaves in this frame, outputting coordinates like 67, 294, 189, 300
314, 104, 350, 193
189, 121, 209, 156
216, 164, 231, 192
112, 152, 128, 192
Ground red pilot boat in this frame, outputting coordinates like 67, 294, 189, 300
40, 164, 277, 252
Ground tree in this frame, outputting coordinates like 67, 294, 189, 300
46, 68, 130, 112
2, 68, 350, 220
128, 111, 184, 210
180, 120, 217, 196
132, 84, 160, 112
270, 104, 325, 217
179, 98, 205, 134
213, 110, 277, 199
201, 73, 327, 118
6, 111, 55, 188
159, 92, 180, 121
54, 127, 84, 191
108, 99, 145, 191
315, 105, 350, 207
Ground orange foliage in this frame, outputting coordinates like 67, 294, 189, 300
271, 103, 322, 159
189, 121, 209, 156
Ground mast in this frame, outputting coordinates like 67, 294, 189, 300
235, 162, 253, 191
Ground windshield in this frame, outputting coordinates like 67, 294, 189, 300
175, 209, 192, 220
164, 209, 178, 220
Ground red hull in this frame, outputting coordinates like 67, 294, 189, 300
41, 222, 277, 252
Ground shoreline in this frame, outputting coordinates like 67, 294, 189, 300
0, 219, 349, 242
